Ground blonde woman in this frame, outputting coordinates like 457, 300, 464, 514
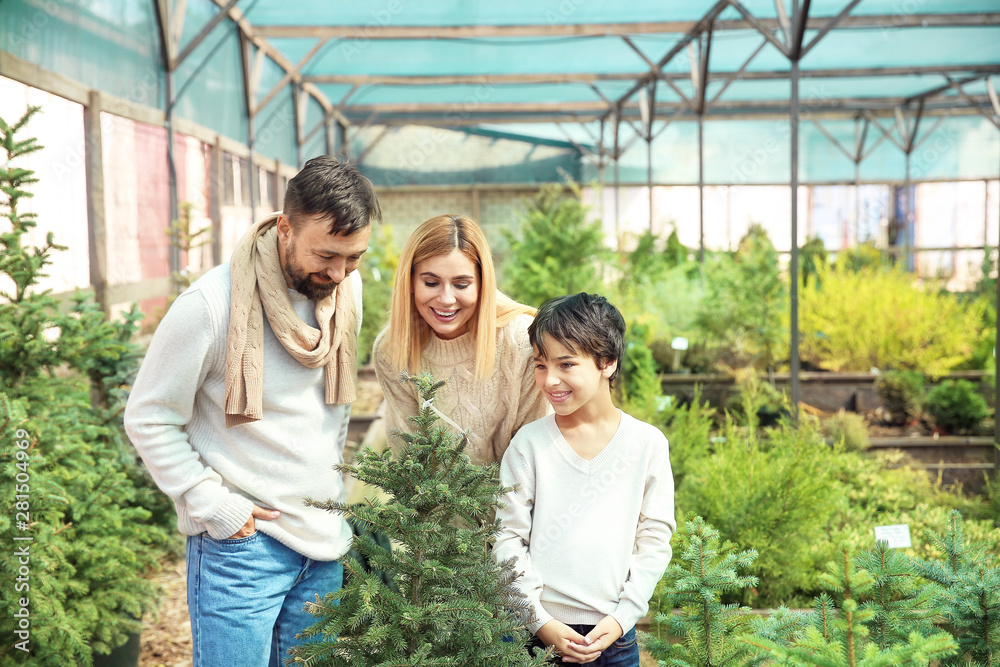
372, 214, 549, 466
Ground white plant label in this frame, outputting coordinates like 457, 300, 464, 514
874, 524, 912, 549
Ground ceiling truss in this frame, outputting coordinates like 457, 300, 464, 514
154, 2, 1000, 157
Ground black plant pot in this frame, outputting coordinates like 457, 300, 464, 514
92, 631, 141, 667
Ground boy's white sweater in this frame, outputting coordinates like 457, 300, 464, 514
123, 264, 360, 561
494, 411, 675, 634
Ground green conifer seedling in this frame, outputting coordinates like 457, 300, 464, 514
0, 107, 172, 666
856, 541, 942, 650
290, 373, 550, 667
645, 516, 804, 667
914, 510, 1000, 666
744, 549, 959, 666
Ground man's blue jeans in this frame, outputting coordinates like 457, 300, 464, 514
186, 531, 343, 667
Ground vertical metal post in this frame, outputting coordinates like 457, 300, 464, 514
84, 91, 109, 315
647, 134, 654, 233
248, 117, 257, 224
598, 118, 606, 225
854, 161, 862, 245
854, 117, 862, 245
210, 137, 223, 266
325, 115, 335, 156
698, 113, 705, 262
995, 138, 999, 476
904, 151, 912, 271
166, 70, 181, 285
789, 59, 801, 425
338, 121, 349, 160
613, 113, 621, 249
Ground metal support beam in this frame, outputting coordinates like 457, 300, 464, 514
210, 137, 223, 265
292, 83, 304, 167
944, 76, 1000, 130
790, 57, 801, 425
211, 0, 349, 128
338, 121, 348, 159
995, 135, 1000, 473
695, 25, 714, 114
304, 64, 1000, 88
613, 110, 621, 248
174, 0, 240, 70
724, 0, 790, 58
698, 113, 705, 263
800, 0, 860, 59
324, 115, 335, 156
612, 1, 730, 112
84, 91, 109, 315
239, 31, 258, 221
253, 13, 1000, 38
154, 0, 181, 285
791, 0, 812, 60
252, 38, 330, 118
354, 126, 392, 164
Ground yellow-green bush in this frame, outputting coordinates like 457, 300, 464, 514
800, 264, 986, 375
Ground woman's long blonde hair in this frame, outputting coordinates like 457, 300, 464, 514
381, 214, 534, 379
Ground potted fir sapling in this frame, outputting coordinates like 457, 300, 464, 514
0, 107, 172, 666
290, 373, 550, 666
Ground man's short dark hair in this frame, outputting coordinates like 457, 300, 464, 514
528, 293, 626, 388
283, 156, 382, 235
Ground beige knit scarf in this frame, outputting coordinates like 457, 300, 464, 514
224, 213, 357, 428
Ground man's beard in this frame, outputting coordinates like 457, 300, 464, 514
284, 242, 338, 300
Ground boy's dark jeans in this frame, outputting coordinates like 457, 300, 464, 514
527, 625, 639, 666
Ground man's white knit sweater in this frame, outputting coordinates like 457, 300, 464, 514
123, 263, 361, 561
372, 314, 549, 466
494, 411, 675, 634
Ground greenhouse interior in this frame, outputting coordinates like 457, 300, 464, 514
2, 1, 1000, 666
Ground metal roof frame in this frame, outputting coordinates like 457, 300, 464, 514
149, 2, 1000, 146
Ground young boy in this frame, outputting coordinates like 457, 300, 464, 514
494, 293, 675, 666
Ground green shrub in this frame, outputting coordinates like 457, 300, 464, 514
745, 548, 959, 666
800, 264, 985, 375
695, 225, 788, 372
612, 228, 704, 372
500, 176, 606, 309
674, 418, 840, 607
617, 321, 664, 423
874, 370, 924, 424
725, 371, 788, 428
644, 516, 805, 667
923, 379, 989, 434
0, 107, 173, 666
653, 387, 716, 487
358, 224, 398, 365
834, 240, 886, 273
799, 235, 829, 288
914, 511, 1000, 665
821, 410, 870, 452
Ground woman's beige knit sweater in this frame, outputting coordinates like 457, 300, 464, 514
372, 314, 549, 466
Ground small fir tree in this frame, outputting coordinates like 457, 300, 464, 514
695, 224, 787, 373
856, 541, 943, 650
0, 107, 172, 665
914, 510, 1000, 666
744, 549, 959, 666
501, 175, 606, 309
290, 373, 550, 667
644, 516, 805, 667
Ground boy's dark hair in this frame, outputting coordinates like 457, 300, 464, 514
528, 293, 626, 388
283, 156, 382, 236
